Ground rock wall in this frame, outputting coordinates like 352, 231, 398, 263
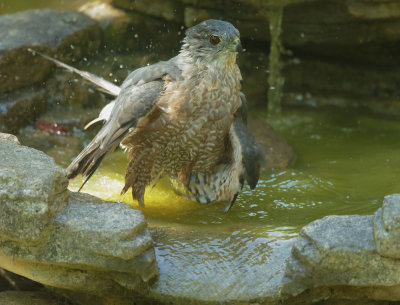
2, 0, 400, 136
0, 134, 158, 299
4, 0, 400, 136
108, 0, 400, 115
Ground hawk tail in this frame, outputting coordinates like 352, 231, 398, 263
66, 139, 108, 190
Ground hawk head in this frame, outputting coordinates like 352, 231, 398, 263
182, 20, 243, 62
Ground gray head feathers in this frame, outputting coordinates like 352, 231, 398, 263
182, 20, 241, 60
185, 20, 239, 41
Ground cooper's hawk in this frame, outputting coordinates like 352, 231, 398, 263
66, 19, 264, 210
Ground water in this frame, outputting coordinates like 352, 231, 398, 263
68, 107, 400, 239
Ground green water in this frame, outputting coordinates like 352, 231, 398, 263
68, 107, 400, 239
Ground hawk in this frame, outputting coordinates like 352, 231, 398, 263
66, 20, 264, 210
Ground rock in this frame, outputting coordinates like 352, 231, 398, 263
108, 0, 400, 52
282, 57, 400, 117
111, 0, 183, 23
282, 214, 400, 301
280, 0, 400, 115
0, 133, 19, 144
247, 116, 295, 170
237, 50, 269, 107
283, 0, 400, 59
0, 291, 65, 305
348, 0, 400, 20
17, 126, 85, 172
104, 0, 400, 116
0, 86, 46, 134
44, 68, 110, 110
142, 227, 295, 304
0, 9, 101, 94
0, 135, 68, 244
183, 2, 271, 41
0, 9, 102, 132
0, 135, 158, 297
81, 1, 183, 54
79, 1, 138, 52
374, 194, 400, 259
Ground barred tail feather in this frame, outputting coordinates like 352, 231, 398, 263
66, 123, 128, 191
66, 141, 109, 191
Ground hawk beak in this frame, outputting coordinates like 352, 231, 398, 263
233, 36, 244, 53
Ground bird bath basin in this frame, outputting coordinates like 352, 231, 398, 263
61, 106, 400, 302
66, 107, 398, 238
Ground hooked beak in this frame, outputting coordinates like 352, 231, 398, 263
233, 36, 244, 53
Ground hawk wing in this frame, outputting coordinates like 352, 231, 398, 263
121, 57, 181, 89
234, 92, 264, 189
66, 58, 182, 190
233, 119, 265, 189
84, 56, 182, 129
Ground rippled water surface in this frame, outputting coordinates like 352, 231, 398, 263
68, 108, 400, 239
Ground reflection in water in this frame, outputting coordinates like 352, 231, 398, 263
66, 108, 400, 238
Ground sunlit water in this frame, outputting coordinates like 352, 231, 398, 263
68, 108, 400, 239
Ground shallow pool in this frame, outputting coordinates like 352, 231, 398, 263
68, 107, 400, 239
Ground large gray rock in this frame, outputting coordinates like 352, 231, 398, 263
148, 228, 293, 304
0, 134, 158, 296
0, 192, 158, 294
0, 9, 101, 94
0, 136, 68, 244
0, 9, 102, 133
374, 194, 400, 259
282, 214, 400, 301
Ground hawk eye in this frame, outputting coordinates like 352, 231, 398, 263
209, 35, 221, 46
